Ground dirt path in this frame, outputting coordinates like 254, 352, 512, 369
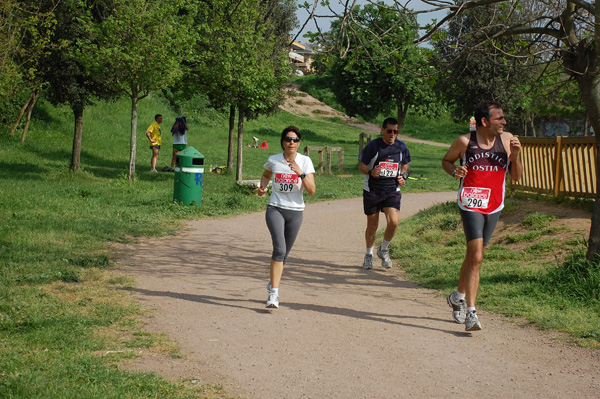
115, 193, 599, 399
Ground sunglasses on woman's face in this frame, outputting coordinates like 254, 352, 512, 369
284, 137, 300, 142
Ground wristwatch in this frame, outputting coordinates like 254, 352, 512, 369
299, 173, 306, 179
452, 169, 457, 177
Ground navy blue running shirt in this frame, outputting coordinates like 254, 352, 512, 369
359, 137, 411, 192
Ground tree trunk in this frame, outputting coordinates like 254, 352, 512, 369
70, 103, 84, 171
236, 107, 244, 182
227, 105, 235, 172
129, 95, 139, 181
585, 114, 590, 136
530, 115, 537, 137
396, 101, 408, 132
577, 73, 600, 260
20, 89, 40, 143
9, 92, 33, 137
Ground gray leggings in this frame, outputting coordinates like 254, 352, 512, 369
266, 205, 304, 263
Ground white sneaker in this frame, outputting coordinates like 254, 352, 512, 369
465, 311, 482, 331
150, 169, 158, 173
447, 293, 466, 324
266, 292, 279, 308
362, 254, 373, 270
377, 247, 392, 269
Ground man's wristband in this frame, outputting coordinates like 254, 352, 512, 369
452, 169, 457, 177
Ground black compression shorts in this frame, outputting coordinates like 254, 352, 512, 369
460, 209, 500, 246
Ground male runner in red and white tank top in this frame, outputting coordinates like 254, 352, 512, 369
442, 101, 523, 331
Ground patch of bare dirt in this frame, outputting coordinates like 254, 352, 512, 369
280, 84, 361, 125
494, 198, 591, 262
281, 84, 450, 148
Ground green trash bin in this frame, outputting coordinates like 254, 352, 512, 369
173, 146, 205, 206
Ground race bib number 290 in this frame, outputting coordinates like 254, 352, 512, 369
379, 162, 399, 177
460, 187, 491, 209
274, 173, 299, 192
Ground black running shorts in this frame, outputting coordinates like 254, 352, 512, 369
363, 189, 402, 216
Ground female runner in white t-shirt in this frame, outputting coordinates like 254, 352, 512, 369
257, 126, 316, 308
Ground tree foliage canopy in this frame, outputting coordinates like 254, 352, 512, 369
427, 1, 588, 133
320, 2, 441, 128
43, 0, 117, 110
83, 0, 194, 100
432, 2, 536, 124
191, 0, 296, 117
0, 0, 59, 122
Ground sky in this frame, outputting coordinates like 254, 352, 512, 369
291, 0, 448, 42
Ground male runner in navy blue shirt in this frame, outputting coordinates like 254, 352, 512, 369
358, 117, 411, 269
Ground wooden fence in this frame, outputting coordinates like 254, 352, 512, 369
304, 146, 344, 174
512, 136, 597, 197
359, 132, 372, 154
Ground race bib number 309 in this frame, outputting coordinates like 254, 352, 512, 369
379, 162, 399, 177
460, 187, 491, 209
274, 173, 299, 192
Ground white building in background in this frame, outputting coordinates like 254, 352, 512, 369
289, 41, 319, 75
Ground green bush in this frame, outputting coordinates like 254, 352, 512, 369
542, 250, 600, 304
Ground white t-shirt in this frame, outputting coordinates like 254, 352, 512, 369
173, 132, 187, 145
264, 152, 315, 211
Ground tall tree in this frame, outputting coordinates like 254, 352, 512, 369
321, 2, 441, 131
2, 1, 58, 137
190, 0, 295, 179
42, 0, 117, 171
83, 0, 194, 180
433, 2, 534, 127
432, 2, 586, 135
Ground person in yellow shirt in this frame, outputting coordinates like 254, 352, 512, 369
146, 114, 163, 172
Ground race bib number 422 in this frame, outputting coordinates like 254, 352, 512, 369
460, 187, 491, 209
274, 173, 299, 192
379, 162, 399, 177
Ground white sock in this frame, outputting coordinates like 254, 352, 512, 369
271, 287, 279, 295
454, 291, 465, 301
380, 240, 391, 251
467, 307, 476, 314
366, 247, 374, 255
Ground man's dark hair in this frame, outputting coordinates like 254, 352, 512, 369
474, 102, 501, 127
154, 114, 162, 121
382, 117, 398, 128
